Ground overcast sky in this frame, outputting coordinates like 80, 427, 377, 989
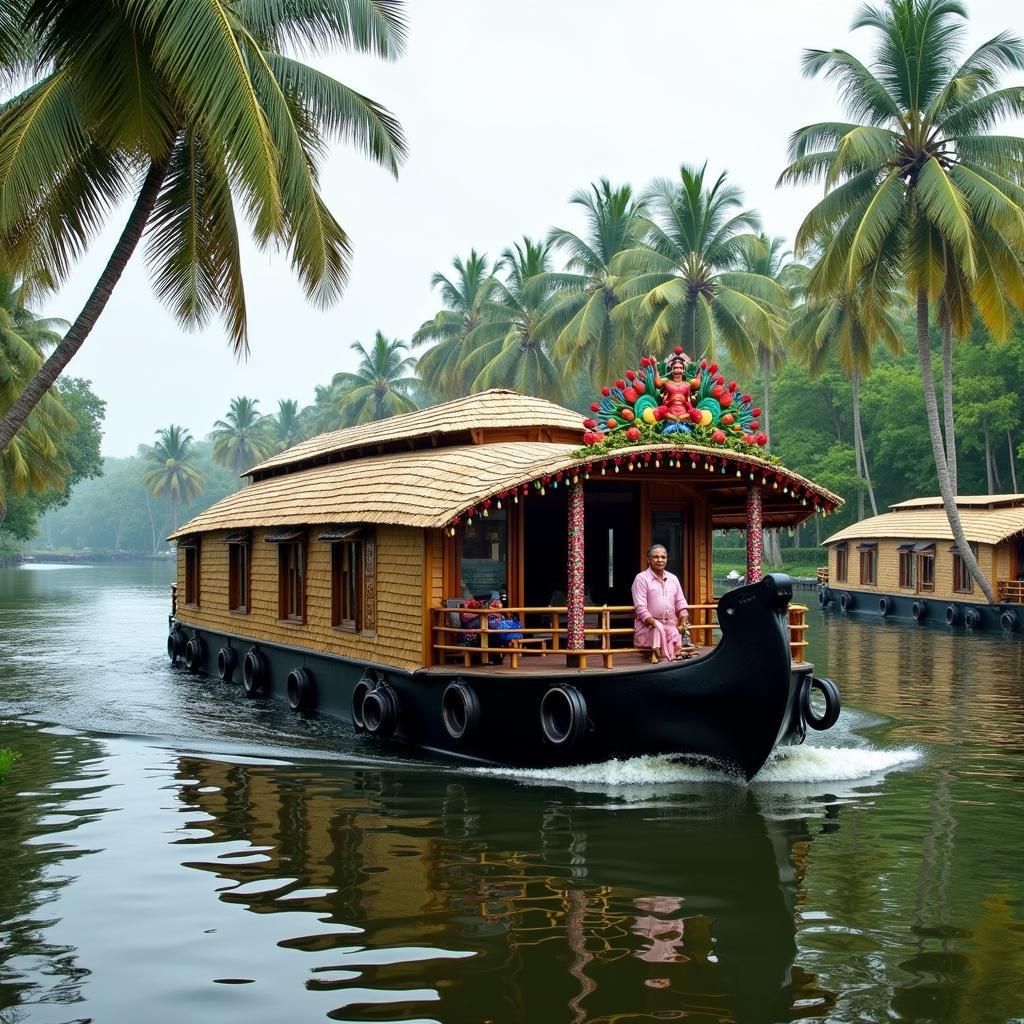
42, 0, 1024, 456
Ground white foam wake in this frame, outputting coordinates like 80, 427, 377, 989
753, 743, 922, 783
473, 744, 922, 791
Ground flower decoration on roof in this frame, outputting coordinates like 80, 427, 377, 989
581, 347, 767, 450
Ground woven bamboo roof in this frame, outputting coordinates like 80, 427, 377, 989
171, 441, 841, 540
824, 503, 1024, 547
890, 494, 1024, 511
246, 389, 584, 478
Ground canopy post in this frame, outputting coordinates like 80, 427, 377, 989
566, 481, 585, 658
746, 484, 764, 584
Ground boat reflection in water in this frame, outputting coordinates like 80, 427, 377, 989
173, 755, 837, 1022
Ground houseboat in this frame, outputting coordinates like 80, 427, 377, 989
819, 495, 1024, 633
166, 355, 845, 779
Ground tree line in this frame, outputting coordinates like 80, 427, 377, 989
4, 1, 1024, 601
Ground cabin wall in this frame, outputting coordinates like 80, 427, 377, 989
175, 526, 425, 671
827, 538, 1001, 601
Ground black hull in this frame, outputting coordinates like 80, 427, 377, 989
819, 586, 1022, 636
169, 575, 827, 780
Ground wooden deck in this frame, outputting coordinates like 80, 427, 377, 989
422, 647, 813, 677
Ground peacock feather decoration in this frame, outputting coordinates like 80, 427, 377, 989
581, 347, 767, 450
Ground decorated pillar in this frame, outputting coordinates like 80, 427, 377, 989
746, 484, 764, 584
566, 481, 585, 650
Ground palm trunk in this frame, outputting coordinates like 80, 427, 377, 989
983, 423, 994, 494
916, 291, 995, 603
761, 346, 772, 444
940, 309, 957, 496
851, 369, 877, 518
1009, 431, 1019, 492
0, 160, 168, 454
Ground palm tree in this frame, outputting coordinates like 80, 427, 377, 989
0, 274, 75, 525
735, 234, 805, 444
0, 0, 407, 454
457, 238, 564, 402
780, 0, 1024, 602
141, 425, 204, 532
413, 251, 500, 401
789, 283, 906, 518
331, 332, 419, 424
611, 164, 787, 371
533, 180, 650, 388
210, 396, 274, 479
267, 398, 307, 452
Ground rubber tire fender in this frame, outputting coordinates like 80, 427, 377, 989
441, 681, 482, 741
242, 648, 267, 695
216, 646, 237, 682
802, 676, 841, 731
350, 674, 373, 731
167, 629, 185, 664
1001, 609, 1019, 633
964, 607, 981, 629
839, 592, 854, 613
540, 684, 588, 746
911, 601, 927, 622
878, 596, 891, 616
287, 667, 316, 711
944, 604, 960, 626
183, 633, 205, 673
818, 587, 828, 606
362, 682, 399, 738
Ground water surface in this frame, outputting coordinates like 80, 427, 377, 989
1, 563, 1022, 1023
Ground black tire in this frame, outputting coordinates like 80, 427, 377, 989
964, 608, 981, 629
167, 629, 184, 664
242, 648, 266, 695
802, 676, 841, 731
183, 634, 205, 672
540, 685, 588, 746
911, 601, 927, 622
216, 647, 237, 682
362, 683, 399, 737
839, 592, 854, 613
878, 596, 891, 616
442, 681, 481, 741
1001, 609, 1019, 633
287, 667, 316, 711
351, 675, 372, 731
944, 604, 960, 626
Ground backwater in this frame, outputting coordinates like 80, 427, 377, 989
0, 561, 1022, 1024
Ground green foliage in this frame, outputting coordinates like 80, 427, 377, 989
329, 332, 419, 425
0, 747, 21, 780
0, 376, 105, 541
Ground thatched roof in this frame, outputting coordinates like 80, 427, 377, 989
824, 499, 1024, 548
171, 441, 842, 540
247, 389, 584, 479
889, 494, 1024, 511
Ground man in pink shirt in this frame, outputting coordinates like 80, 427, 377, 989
632, 544, 690, 661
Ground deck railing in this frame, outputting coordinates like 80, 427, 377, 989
431, 601, 809, 669
998, 579, 1024, 604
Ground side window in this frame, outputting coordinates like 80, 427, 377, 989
228, 541, 250, 612
326, 527, 376, 633
184, 540, 200, 606
278, 541, 305, 622
834, 544, 848, 583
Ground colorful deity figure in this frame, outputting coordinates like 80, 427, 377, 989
655, 352, 694, 430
